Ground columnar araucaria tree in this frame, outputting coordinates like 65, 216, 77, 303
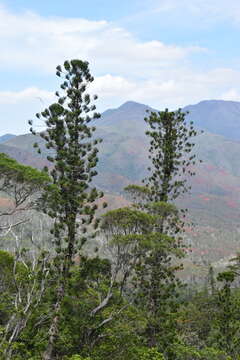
122, 108, 200, 357
144, 108, 198, 203
30, 59, 104, 359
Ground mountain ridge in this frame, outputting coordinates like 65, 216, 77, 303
2, 99, 240, 264
0, 134, 16, 143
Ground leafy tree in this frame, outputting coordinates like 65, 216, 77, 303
178, 290, 215, 349
101, 203, 183, 356
212, 271, 240, 357
171, 343, 232, 360
0, 154, 52, 358
30, 59, 104, 360
101, 207, 158, 300
0, 246, 51, 359
0, 250, 15, 327
0, 153, 49, 231
124, 184, 151, 210
101, 207, 153, 294
137, 347, 165, 360
66, 356, 92, 360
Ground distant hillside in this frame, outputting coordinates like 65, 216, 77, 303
184, 100, 240, 141
99, 99, 240, 142
4, 133, 43, 151
98, 99, 240, 142
4, 100, 240, 195
98, 101, 153, 136
3, 99, 240, 265
0, 134, 16, 143
0, 143, 49, 169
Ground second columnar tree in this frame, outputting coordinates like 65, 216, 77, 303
30, 59, 104, 359
121, 108, 200, 355
144, 108, 198, 202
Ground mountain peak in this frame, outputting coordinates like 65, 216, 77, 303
118, 100, 149, 110
101, 100, 151, 120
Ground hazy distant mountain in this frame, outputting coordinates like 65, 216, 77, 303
3, 99, 240, 265
4, 133, 46, 154
184, 100, 240, 141
98, 101, 152, 136
101, 99, 240, 141
4, 100, 240, 193
0, 143, 49, 169
100, 99, 240, 142
0, 133, 16, 143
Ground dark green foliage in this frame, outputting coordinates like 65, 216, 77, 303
1, 248, 240, 359
31, 58, 103, 270
144, 108, 198, 202
0, 250, 15, 325
120, 108, 200, 356
30, 59, 104, 359
213, 271, 240, 356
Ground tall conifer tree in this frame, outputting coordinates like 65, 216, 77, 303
30, 59, 103, 359
144, 108, 198, 202
123, 109, 199, 356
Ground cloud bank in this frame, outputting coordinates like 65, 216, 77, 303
0, 4, 240, 134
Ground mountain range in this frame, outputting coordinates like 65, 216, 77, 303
1, 99, 240, 273
0, 134, 16, 144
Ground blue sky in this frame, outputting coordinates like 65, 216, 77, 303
1, 0, 240, 134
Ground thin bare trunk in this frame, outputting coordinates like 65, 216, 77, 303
43, 281, 65, 360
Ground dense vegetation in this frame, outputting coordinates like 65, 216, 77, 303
0, 60, 240, 360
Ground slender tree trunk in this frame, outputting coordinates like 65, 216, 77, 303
4, 319, 27, 358
43, 281, 65, 360
43, 221, 75, 360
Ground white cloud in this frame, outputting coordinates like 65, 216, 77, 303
91, 68, 240, 111
0, 87, 54, 104
1, 4, 240, 135
0, 87, 55, 134
2, 66, 240, 135
151, 0, 240, 25
220, 89, 240, 102
0, 4, 204, 75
